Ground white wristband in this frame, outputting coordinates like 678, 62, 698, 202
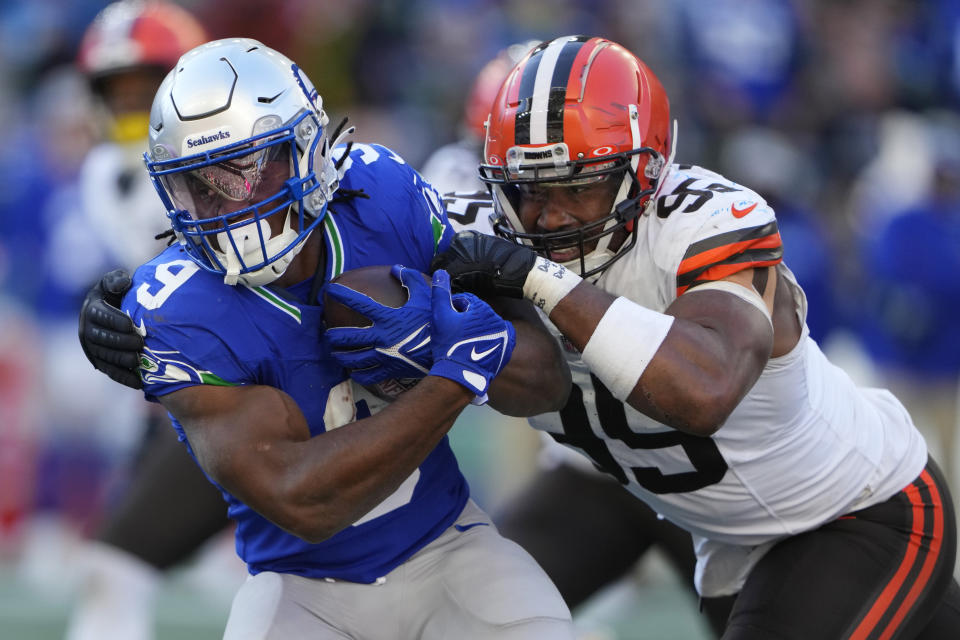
581, 297, 674, 401
522, 256, 582, 315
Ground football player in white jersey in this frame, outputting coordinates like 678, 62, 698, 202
427, 45, 726, 636
430, 36, 960, 638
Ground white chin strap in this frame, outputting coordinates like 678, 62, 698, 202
215, 213, 307, 287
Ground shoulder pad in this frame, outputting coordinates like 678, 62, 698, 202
654, 166, 784, 295
442, 191, 495, 235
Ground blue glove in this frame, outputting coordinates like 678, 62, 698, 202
323, 265, 433, 385
428, 269, 516, 402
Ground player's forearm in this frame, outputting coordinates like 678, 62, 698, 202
278, 376, 472, 542
487, 306, 571, 416
549, 284, 770, 436
545, 282, 616, 351
168, 380, 471, 543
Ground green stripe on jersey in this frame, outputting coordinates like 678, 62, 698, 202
248, 285, 302, 324
200, 371, 237, 386
324, 214, 345, 278
431, 211, 444, 250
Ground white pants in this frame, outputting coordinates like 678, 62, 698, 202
222, 500, 573, 639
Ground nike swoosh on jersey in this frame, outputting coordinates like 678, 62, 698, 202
470, 344, 499, 361
731, 202, 758, 218
454, 522, 490, 532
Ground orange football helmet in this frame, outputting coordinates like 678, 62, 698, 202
463, 41, 539, 141
480, 35, 674, 277
77, 0, 208, 78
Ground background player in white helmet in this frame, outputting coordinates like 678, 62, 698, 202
425, 35, 960, 637
426, 42, 727, 636
80, 37, 575, 639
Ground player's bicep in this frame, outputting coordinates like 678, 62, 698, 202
712, 266, 776, 318
159, 384, 311, 508
668, 268, 775, 364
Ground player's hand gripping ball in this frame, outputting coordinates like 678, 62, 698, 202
323, 265, 433, 400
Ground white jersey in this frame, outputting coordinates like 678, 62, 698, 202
46, 141, 169, 293
444, 164, 928, 596
41, 140, 170, 466
79, 141, 170, 269
420, 140, 485, 195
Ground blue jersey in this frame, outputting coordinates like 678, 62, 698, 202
123, 143, 466, 583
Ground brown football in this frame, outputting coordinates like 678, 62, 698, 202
323, 265, 411, 329
323, 265, 428, 401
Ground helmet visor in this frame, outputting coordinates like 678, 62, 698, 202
163, 138, 294, 221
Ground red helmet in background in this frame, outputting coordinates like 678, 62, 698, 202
480, 35, 674, 277
463, 40, 540, 141
77, 0, 208, 78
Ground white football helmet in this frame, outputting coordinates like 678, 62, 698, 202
146, 38, 349, 286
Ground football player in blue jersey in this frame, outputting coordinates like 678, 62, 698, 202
79, 38, 574, 639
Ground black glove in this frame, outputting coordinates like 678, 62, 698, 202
430, 230, 537, 299
78, 269, 144, 390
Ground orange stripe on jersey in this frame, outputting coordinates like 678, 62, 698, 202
679, 232, 782, 277
678, 258, 782, 295
676, 221, 783, 295
877, 470, 943, 640
848, 471, 943, 640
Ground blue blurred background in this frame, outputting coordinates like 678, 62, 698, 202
2, 0, 960, 638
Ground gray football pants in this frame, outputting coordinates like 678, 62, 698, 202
221, 500, 574, 639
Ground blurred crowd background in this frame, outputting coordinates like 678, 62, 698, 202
2, 0, 960, 637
